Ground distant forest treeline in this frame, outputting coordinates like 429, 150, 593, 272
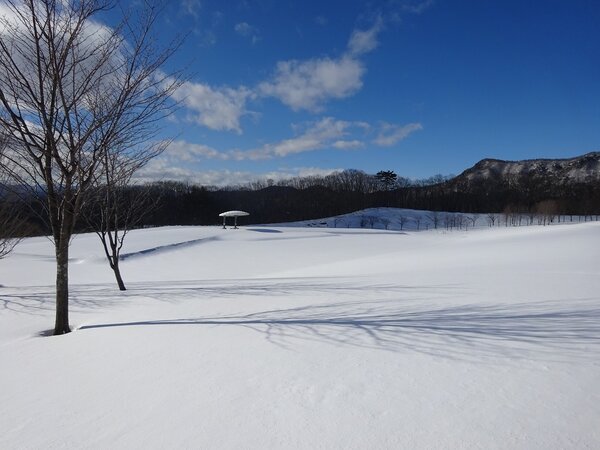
6, 167, 600, 235
136, 168, 600, 227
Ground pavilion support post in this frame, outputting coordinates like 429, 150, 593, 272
219, 211, 249, 230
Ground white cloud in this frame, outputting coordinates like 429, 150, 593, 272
181, 0, 202, 19
198, 30, 217, 47
258, 18, 385, 112
172, 16, 394, 130
400, 0, 435, 14
172, 81, 254, 133
132, 119, 423, 185
315, 15, 328, 26
374, 122, 423, 146
347, 18, 383, 56
154, 118, 424, 164
234, 22, 260, 44
291, 167, 343, 178
134, 158, 198, 183
165, 140, 228, 161
259, 56, 365, 112
186, 8, 222, 47
234, 21, 251, 35
234, 117, 365, 160
0, 3, 142, 118
135, 162, 342, 186
151, 117, 370, 163
273, 117, 354, 156
332, 140, 364, 150
0, 4, 17, 21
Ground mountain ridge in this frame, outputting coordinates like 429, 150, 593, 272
454, 151, 600, 185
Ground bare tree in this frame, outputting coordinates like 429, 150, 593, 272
443, 213, 454, 230
397, 215, 409, 230
0, 132, 26, 258
426, 211, 440, 229
0, 0, 182, 334
333, 216, 345, 228
0, 191, 29, 259
359, 215, 368, 228
84, 155, 160, 290
535, 199, 559, 226
413, 216, 422, 230
335, 169, 378, 193
502, 205, 513, 227
466, 215, 478, 230
360, 215, 376, 229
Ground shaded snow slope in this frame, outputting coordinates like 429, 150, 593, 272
1, 221, 599, 449
270, 207, 485, 231
268, 206, 586, 231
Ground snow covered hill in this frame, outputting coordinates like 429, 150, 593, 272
272, 207, 479, 230
270, 207, 588, 231
1, 217, 599, 449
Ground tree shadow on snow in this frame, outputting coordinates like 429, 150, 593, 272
3, 278, 599, 362
0, 278, 450, 315
78, 296, 600, 362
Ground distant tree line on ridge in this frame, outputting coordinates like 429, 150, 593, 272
145, 167, 600, 225
4, 167, 599, 237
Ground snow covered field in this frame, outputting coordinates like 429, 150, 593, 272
1, 211, 599, 449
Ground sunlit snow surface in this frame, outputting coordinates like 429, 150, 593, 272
1, 209, 599, 449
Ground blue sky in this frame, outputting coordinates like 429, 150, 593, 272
110, 0, 599, 186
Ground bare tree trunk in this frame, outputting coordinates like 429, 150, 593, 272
98, 230, 128, 291
54, 238, 70, 335
112, 258, 126, 291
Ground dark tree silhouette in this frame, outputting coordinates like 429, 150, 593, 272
375, 170, 398, 191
